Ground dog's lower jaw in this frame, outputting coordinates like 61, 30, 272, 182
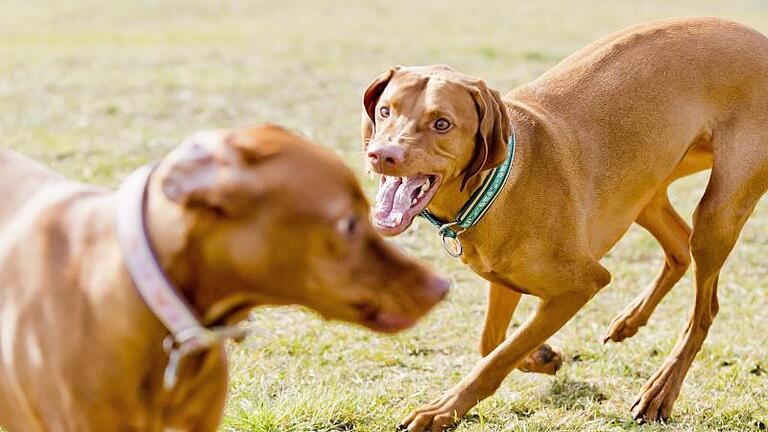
372, 218, 413, 236
365, 313, 418, 333
372, 174, 441, 235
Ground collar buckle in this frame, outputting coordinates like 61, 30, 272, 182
437, 221, 465, 239
161, 324, 250, 390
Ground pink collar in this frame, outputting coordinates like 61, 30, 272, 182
115, 163, 248, 390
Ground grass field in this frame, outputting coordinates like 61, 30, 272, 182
2, 1, 767, 431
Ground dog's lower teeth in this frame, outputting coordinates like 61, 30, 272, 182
394, 213, 403, 224
411, 198, 417, 205
419, 181, 430, 196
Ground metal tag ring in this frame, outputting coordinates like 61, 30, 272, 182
441, 235, 463, 258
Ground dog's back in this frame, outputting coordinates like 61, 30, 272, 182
0, 150, 69, 227
0, 151, 110, 430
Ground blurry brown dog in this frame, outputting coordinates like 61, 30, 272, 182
362, 17, 768, 431
0, 125, 448, 431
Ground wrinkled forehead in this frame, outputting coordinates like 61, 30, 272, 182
282, 150, 369, 218
290, 178, 368, 223
383, 69, 476, 117
229, 126, 369, 219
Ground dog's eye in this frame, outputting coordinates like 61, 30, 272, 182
336, 216, 359, 238
379, 106, 390, 119
433, 118, 452, 132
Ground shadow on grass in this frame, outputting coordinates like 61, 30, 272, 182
446, 413, 482, 431
313, 418, 355, 431
541, 377, 608, 410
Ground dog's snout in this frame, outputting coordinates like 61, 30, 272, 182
423, 274, 450, 304
367, 145, 405, 167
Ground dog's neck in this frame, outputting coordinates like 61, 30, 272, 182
425, 174, 486, 224
425, 125, 531, 230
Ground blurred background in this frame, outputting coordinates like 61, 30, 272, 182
1, 1, 766, 431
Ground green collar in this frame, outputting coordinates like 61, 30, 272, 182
420, 129, 516, 257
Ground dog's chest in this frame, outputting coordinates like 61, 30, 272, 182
460, 240, 548, 295
461, 244, 514, 284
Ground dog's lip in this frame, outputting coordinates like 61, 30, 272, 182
372, 174, 442, 236
353, 302, 419, 333
365, 313, 418, 333
372, 218, 414, 236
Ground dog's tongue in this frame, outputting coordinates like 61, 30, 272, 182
374, 175, 429, 227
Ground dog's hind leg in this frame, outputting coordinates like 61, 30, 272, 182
603, 190, 691, 343
481, 283, 562, 375
631, 124, 768, 421
604, 147, 713, 343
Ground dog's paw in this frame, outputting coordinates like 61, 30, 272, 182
517, 344, 563, 375
603, 302, 648, 343
399, 386, 477, 432
631, 362, 682, 422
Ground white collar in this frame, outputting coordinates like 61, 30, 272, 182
115, 163, 248, 390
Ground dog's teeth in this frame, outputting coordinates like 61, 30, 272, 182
394, 213, 403, 224
411, 198, 417, 205
416, 179, 430, 199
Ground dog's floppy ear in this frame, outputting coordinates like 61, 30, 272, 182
159, 129, 281, 214
461, 81, 511, 190
361, 66, 400, 151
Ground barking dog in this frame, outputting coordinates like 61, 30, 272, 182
362, 17, 768, 431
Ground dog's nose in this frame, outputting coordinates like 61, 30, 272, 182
423, 274, 450, 304
367, 145, 405, 167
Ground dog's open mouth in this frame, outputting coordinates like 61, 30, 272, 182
372, 174, 441, 235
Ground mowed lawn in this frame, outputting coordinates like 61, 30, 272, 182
2, 1, 767, 431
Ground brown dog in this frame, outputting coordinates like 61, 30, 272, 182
362, 17, 768, 431
0, 125, 448, 431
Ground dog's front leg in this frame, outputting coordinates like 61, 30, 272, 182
481, 283, 564, 375
400, 288, 596, 432
479, 283, 521, 356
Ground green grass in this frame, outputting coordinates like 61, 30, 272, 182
2, 1, 767, 431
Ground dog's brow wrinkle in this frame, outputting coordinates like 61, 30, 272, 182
431, 144, 460, 160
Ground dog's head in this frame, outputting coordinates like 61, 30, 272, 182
151, 125, 449, 333
361, 65, 510, 235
